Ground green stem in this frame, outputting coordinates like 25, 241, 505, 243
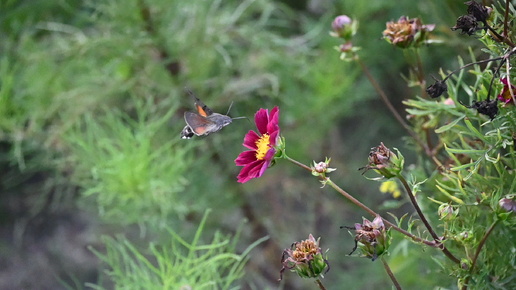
381, 256, 402, 290
397, 175, 440, 240
315, 278, 327, 290
461, 219, 500, 290
284, 155, 439, 248
354, 56, 432, 157
397, 175, 460, 264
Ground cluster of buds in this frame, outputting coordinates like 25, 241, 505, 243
361, 142, 404, 179
451, 1, 491, 35
344, 215, 390, 261
330, 15, 360, 59
279, 234, 329, 281
382, 16, 435, 48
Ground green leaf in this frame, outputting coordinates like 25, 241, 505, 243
435, 115, 465, 133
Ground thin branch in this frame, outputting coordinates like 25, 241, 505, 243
461, 219, 500, 290
355, 57, 432, 157
381, 256, 402, 290
398, 175, 440, 241
284, 155, 443, 248
315, 278, 327, 290
397, 176, 461, 264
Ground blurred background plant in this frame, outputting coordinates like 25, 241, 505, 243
0, 0, 513, 289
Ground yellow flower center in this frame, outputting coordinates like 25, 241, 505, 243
255, 134, 271, 160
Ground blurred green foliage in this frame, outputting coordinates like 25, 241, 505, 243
2, 0, 513, 289
87, 210, 264, 290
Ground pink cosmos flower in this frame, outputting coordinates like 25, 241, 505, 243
235, 107, 280, 183
497, 77, 515, 105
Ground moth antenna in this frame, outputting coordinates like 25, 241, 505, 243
225, 101, 234, 115
184, 87, 197, 99
225, 101, 249, 123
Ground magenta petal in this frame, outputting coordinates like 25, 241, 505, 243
257, 158, 272, 177
235, 150, 257, 166
237, 159, 264, 183
267, 107, 280, 135
269, 106, 279, 124
243, 130, 260, 150
247, 160, 265, 178
263, 148, 276, 161
269, 131, 279, 146
254, 108, 269, 135
237, 165, 253, 183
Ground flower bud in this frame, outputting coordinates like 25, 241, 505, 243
383, 16, 435, 48
438, 204, 458, 220
361, 142, 404, 179
279, 234, 329, 281
339, 42, 354, 53
331, 15, 357, 41
499, 196, 516, 213
311, 157, 336, 177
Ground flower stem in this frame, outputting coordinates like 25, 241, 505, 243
354, 56, 433, 158
284, 155, 440, 248
461, 219, 500, 290
397, 175, 460, 264
397, 175, 440, 241
380, 256, 402, 290
315, 278, 327, 290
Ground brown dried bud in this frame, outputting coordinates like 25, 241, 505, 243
426, 78, 448, 98
464, 99, 499, 120
451, 14, 478, 35
465, 1, 490, 24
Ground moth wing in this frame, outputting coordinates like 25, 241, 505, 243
184, 111, 218, 136
194, 99, 214, 117
186, 89, 214, 117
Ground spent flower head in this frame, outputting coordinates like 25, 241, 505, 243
361, 142, 404, 179
451, 14, 479, 35
426, 76, 448, 98
464, 99, 498, 120
465, 0, 491, 24
383, 16, 435, 48
346, 215, 390, 261
235, 107, 281, 183
279, 234, 329, 281
452, 1, 492, 35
